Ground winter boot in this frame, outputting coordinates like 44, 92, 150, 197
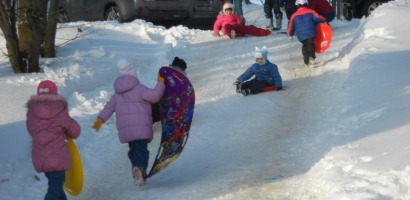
132, 167, 145, 187
235, 81, 243, 93
230, 30, 236, 39
266, 18, 273, 30
276, 16, 282, 30
308, 57, 315, 68
241, 88, 251, 96
271, 17, 282, 31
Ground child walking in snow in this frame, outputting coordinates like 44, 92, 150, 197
26, 80, 81, 200
234, 46, 283, 96
92, 59, 165, 187
286, 0, 326, 67
213, 2, 271, 39
151, 56, 188, 123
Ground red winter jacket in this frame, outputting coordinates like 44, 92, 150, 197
26, 94, 81, 173
308, 0, 335, 14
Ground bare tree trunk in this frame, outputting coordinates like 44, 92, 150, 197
0, 0, 23, 73
0, 0, 58, 73
27, 4, 42, 72
43, 0, 58, 57
17, 0, 32, 72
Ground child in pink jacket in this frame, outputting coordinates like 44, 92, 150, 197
213, 2, 271, 39
26, 80, 81, 200
92, 59, 165, 187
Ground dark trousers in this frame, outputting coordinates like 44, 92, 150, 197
284, 0, 297, 19
128, 139, 149, 176
264, 0, 282, 19
44, 171, 67, 200
242, 79, 271, 94
301, 38, 316, 64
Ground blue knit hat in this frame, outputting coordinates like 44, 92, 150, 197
255, 46, 268, 61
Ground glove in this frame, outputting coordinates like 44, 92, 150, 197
287, 36, 293, 41
158, 74, 164, 82
280, 7, 285, 12
92, 118, 103, 132
234, 80, 243, 93
276, 87, 283, 91
213, 32, 220, 37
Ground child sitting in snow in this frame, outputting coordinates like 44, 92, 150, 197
234, 46, 283, 96
92, 59, 165, 187
213, 2, 271, 39
26, 80, 81, 199
286, 0, 326, 67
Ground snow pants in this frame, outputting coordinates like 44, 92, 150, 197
44, 171, 67, 200
301, 38, 316, 65
242, 79, 271, 94
128, 139, 149, 176
223, 24, 271, 38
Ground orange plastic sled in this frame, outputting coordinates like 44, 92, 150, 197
314, 23, 332, 53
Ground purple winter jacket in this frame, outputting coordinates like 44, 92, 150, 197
26, 95, 81, 173
98, 75, 165, 143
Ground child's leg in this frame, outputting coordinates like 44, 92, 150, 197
223, 24, 246, 37
44, 171, 67, 200
301, 38, 316, 64
242, 79, 269, 94
249, 80, 270, 94
245, 25, 271, 36
128, 139, 149, 176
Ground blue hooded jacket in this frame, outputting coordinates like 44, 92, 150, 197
237, 48, 282, 88
287, 6, 326, 42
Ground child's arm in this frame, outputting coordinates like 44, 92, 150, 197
312, 10, 327, 23
270, 64, 283, 88
237, 65, 256, 82
62, 109, 81, 139
213, 15, 223, 36
141, 81, 166, 103
97, 95, 116, 123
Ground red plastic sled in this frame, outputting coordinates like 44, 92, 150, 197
262, 86, 277, 92
314, 23, 332, 53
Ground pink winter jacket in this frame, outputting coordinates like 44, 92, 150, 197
98, 75, 165, 143
213, 12, 242, 35
26, 95, 81, 173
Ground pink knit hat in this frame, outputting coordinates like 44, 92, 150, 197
37, 80, 58, 95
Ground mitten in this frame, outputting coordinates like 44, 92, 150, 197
92, 118, 103, 132
287, 36, 293, 41
158, 74, 164, 82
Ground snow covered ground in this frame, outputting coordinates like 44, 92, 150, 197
1, 0, 410, 199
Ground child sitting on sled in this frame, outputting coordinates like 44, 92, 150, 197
234, 46, 283, 96
213, 2, 271, 39
92, 59, 165, 187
